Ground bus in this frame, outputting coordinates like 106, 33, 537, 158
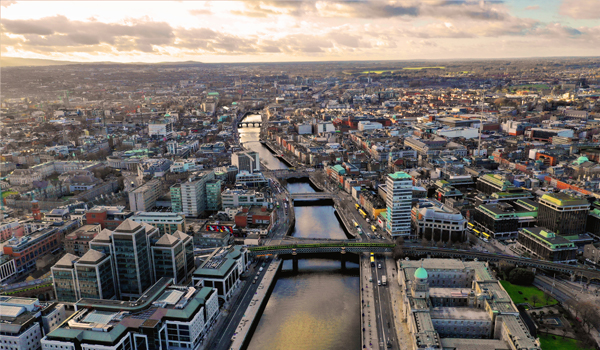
381, 275, 387, 286
467, 222, 474, 228
371, 225, 377, 232
355, 203, 360, 210
353, 220, 359, 228
359, 209, 368, 219
370, 256, 375, 267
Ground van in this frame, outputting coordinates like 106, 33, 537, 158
369, 276, 373, 282
259, 267, 264, 272
378, 280, 381, 286
378, 263, 382, 269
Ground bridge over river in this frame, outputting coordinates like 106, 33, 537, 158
249, 243, 600, 283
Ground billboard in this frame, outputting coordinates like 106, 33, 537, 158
205, 224, 234, 233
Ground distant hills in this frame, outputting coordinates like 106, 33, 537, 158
1, 57, 208, 67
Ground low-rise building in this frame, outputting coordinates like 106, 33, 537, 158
2, 227, 61, 274
221, 188, 268, 208
472, 202, 519, 240
85, 206, 133, 230
192, 246, 249, 303
64, 224, 101, 257
517, 227, 577, 263
0, 297, 67, 350
412, 199, 467, 243
42, 279, 219, 350
130, 211, 186, 235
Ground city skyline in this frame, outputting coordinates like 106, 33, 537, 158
1, 0, 600, 64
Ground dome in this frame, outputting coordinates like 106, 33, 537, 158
414, 267, 428, 280
576, 156, 590, 165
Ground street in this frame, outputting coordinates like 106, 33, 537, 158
369, 254, 399, 349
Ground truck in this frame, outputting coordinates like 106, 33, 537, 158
381, 275, 387, 286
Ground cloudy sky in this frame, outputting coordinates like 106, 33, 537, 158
1, 0, 599, 63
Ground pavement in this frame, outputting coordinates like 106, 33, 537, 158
366, 253, 400, 350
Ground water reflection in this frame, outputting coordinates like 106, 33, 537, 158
238, 114, 288, 170
292, 206, 347, 240
286, 182, 317, 194
246, 259, 360, 350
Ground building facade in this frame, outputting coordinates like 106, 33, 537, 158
385, 172, 413, 238
231, 151, 260, 173
129, 179, 162, 212
130, 212, 186, 235
518, 227, 577, 263
537, 193, 589, 235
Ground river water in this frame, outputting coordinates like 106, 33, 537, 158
238, 114, 289, 170
241, 116, 361, 350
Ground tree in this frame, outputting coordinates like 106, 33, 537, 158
530, 295, 540, 308
396, 237, 405, 246
543, 291, 552, 306
392, 245, 404, 261
508, 268, 535, 286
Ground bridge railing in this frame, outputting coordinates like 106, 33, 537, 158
249, 242, 395, 252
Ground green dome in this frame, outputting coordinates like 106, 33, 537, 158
576, 156, 590, 165
414, 267, 428, 279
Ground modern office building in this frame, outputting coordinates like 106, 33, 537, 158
517, 228, 577, 263
0, 296, 66, 350
472, 203, 519, 240
64, 224, 101, 257
221, 188, 268, 208
178, 171, 215, 217
129, 179, 163, 212
398, 258, 540, 350
231, 151, 260, 173
411, 199, 467, 243
151, 231, 195, 285
205, 179, 223, 211
111, 220, 158, 299
192, 246, 249, 303
476, 174, 515, 194
235, 171, 268, 188
170, 184, 183, 214
2, 227, 61, 274
51, 249, 117, 302
385, 172, 413, 238
538, 193, 590, 235
130, 211, 186, 235
41, 279, 219, 350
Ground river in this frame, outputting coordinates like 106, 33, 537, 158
240, 116, 361, 350
238, 114, 289, 170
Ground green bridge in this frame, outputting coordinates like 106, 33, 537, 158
249, 242, 395, 255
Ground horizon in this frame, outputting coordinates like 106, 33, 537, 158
1, 0, 599, 64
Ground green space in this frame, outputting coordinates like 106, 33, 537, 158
500, 280, 558, 306
513, 84, 550, 90
402, 66, 446, 70
539, 334, 593, 350
2, 190, 18, 199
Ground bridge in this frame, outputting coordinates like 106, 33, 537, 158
248, 243, 600, 283
238, 121, 262, 128
249, 242, 394, 255
291, 192, 333, 200
267, 169, 310, 179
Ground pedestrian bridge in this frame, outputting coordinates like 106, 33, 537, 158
290, 192, 333, 200
249, 242, 394, 255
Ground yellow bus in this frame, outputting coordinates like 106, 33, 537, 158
467, 222, 474, 227
481, 232, 491, 239
473, 229, 480, 235
370, 256, 375, 267
359, 209, 368, 219
355, 203, 360, 210
371, 225, 377, 232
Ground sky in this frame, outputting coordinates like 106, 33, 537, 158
1, 0, 599, 63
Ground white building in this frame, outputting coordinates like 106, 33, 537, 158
148, 116, 174, 138
231, 151, 260, 173
180, 171, 215, 217
435, 127, 479, 139
235, 171, 268, 188
7, 169, 42, 186
221, 188, 268, 208
0, 297, 66, 350
357, 121, 383, 131
385, 171, 413, 238
128, 179, 162, 212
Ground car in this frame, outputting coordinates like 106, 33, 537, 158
378, 263, 382, 269
377, 280, 381, 286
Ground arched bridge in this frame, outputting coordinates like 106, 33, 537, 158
291, 192, 333, 200
238, 121, 262, 128
249, 242, 394, 255
402, 246, 600, 283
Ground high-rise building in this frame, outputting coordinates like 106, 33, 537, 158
205, 180, 223, 211
151, 230, 194, 285
51, 249, 117, 302
179, 171, 215, 217
232, 151, 260, 173
170, 184, 183, 213
385, 172, 413, 238
111, 220, 159, 299
538, 193, 589, 235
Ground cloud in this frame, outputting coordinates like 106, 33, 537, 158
524, 5, 539, 10
560, 0, 600, 19
189, 9, 213, 16
0, 0, 17, 8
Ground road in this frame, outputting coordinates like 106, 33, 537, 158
208, 261, 265, 350
369, 254, 399, 350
